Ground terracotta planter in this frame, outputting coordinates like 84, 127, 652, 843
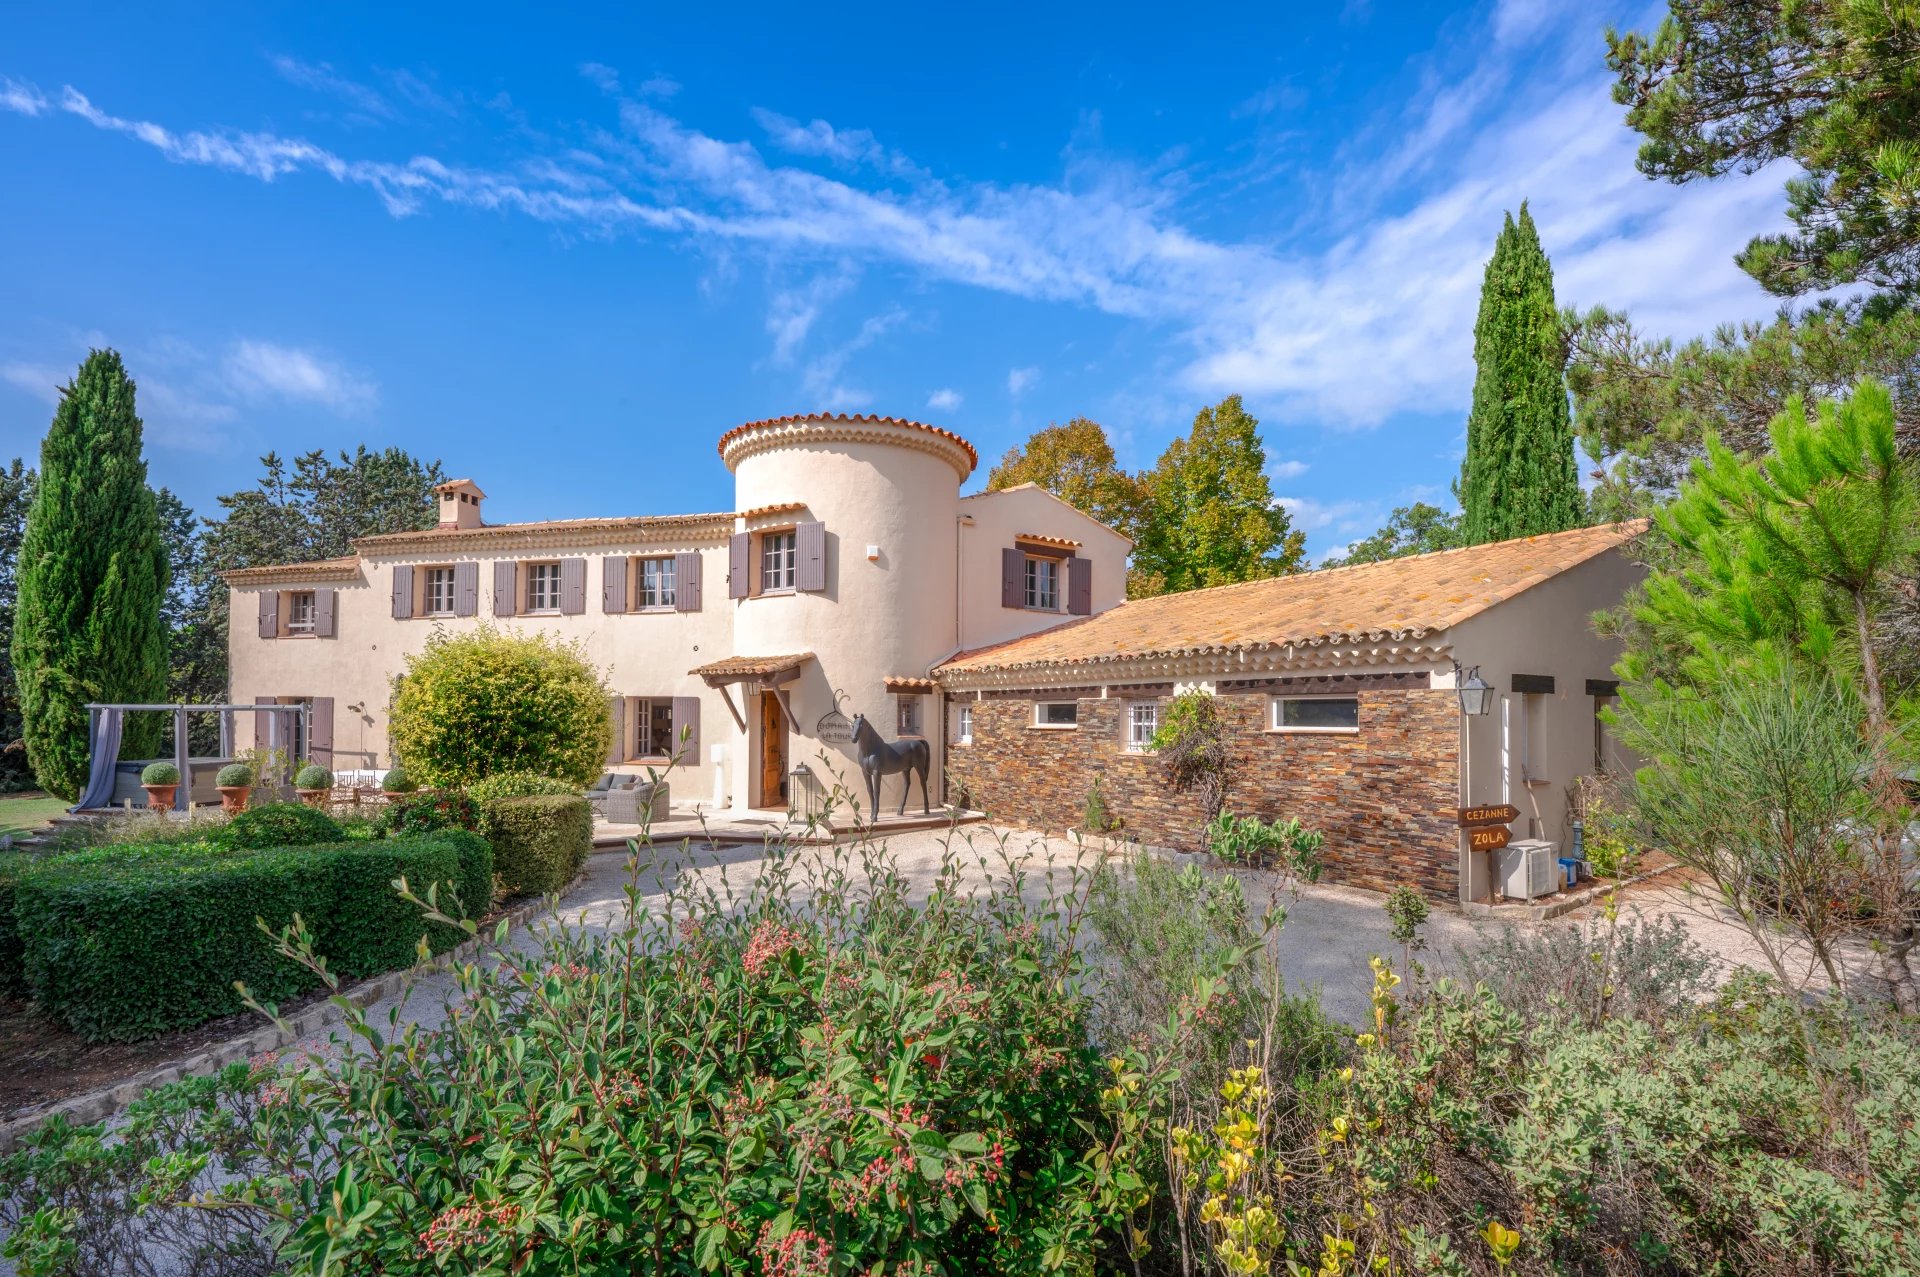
218, 786, 251, 813
296, 788, 328, 808
141, 783, 177, 811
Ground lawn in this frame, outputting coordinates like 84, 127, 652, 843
0, 792, 66, 840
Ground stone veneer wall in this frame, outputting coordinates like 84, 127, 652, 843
945, 677, 1462, 898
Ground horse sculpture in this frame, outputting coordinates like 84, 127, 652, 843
850, 712, 931, 819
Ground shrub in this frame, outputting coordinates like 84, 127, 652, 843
214, 763, 253, 789
0, 852, 30, 994
383, 789, 480, 837
482, 793, 591, 895
10, 834, 474, 1040
138, 761, 179, 786
380, 764, 417, 793
1580, 783, 1639, 878
465, 770, 581, 804
387, 626, 611, 789
293, 763, 332, 791
433, 828, 495, 920
214, 802, 344, 852
1455, 909, 1716, 1030
1151, 688, 1231, 823
1204, 809, 1325, 877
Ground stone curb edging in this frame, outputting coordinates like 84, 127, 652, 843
0, 890, 564, 1153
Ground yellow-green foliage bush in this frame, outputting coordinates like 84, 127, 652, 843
481, 793, 591, 895
388, 626, 609, 789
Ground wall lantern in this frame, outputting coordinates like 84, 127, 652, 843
1454, 664, 1494, 717
790, 761, 819, 821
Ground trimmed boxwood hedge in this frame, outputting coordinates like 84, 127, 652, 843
482, 794, 591, 896
0, 851, 29, 995
10, 831, 490, 1042
214, 801, 345, 851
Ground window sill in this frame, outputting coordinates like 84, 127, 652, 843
522, 609, 562, 617
1029, 723, 1079, 731
754, 588, 797, 598
631, 605, 677, 614
279, 632, 318, 640
1122, 747, 1157, 756
424, 612, 456, 620
1263, 727, 1361, 735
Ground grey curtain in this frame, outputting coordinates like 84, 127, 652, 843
72, 707, 124, 811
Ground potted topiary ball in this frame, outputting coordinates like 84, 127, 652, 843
216, 762, 256, 813
381, 765, 417, 802
294, 762, 334, 807
139, 761, 180, 811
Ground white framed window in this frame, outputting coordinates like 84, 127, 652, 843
897, 696, 922, 737
637, 556, 677, 609
1126, 701, 1159, 751
285, 591, 316, 635
955, 703, 974, 745
425, 567, 457, 616
1034, 701, 1079, 728
1270, 696, 1359, 733
1023, 555, 1060, 610
630, 697, 676, 759
761, 531, 797, 592
527, 562, 563, 613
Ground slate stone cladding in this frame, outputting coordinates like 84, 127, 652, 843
945, 686, 1461, 899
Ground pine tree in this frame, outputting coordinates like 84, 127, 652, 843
13, 350, 170, 798
1459, 203, 1583, 545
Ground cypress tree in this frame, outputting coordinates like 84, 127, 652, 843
13, 350, 169, 798
1459, 203, 1583, 544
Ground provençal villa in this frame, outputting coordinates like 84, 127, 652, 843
217, 411, 1646, 907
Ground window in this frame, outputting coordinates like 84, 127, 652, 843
1126, 701, 1159, 751
1270, 696, 1359, 732
761, 531, 797, 592
527, 562, 563, 612
1023, 555, 1060, 610
955, 703, 973, 745
1035, 701, 1079, 728
1593, 694, 1613, 774
425, 567, 457, 616
285, 591, 315, 635
637, 556, 677, 609
631, 698, 676, 759
897, 696, 922, 737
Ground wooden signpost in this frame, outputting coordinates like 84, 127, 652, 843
1458, 804, 1517, 853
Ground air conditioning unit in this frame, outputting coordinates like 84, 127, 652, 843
1495, 839, 1559, 901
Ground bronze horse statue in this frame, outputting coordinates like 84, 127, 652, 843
850, 712, 931, 818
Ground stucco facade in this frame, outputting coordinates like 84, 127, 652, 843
224, 414, 1132, 816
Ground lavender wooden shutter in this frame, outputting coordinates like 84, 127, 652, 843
560, 558, 587, 614
603, 557, 628, 613
728, 533, 750, 599
797, 521, 826, 592
493, 561, 517, 617
606, 698, 626, 764
454, 562, 479, 617
309, 697, 334, 767
257, 592, 279, 638
675, 552, 702, 612
314, 588, 337, 637
391, 566, 414, 620
1001, 548, 1023, 609
1068, 556, 1092, 616
671, 696, 701, 764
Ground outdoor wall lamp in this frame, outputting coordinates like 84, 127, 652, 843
1454, 663, 1494, 716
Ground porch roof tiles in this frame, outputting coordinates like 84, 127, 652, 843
936, 521, 1647, 680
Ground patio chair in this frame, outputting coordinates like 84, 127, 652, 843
585, 772, 625, 817
602, 780, 668, 826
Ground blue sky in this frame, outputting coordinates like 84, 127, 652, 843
0, 1, 1789, 559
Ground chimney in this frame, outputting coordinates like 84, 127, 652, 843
435, 479, 486, 530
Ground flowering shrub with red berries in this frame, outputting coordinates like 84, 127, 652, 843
206, 831, 1180, 1274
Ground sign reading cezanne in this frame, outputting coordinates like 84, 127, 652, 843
1467, 825, 1512, 852
1457, 804, 1520, 828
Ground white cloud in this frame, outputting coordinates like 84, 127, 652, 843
1267, 457, 1309, 480
750, 108, 922, 179
1, 76, 47, 116
927, 387, 962, 411
765, 270, 857, 366
798, 308, 907, 410
271, 55, 394, 120
1007, 366, 1040, 398
224, 340, 376, 410
0, 360, 65, 402
1277, 495, 1381, 539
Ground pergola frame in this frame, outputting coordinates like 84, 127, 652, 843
77, 701, 309, 812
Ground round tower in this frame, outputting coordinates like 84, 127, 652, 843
718, 413, 975, 812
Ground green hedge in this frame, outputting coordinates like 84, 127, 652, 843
10, 833, 482, 1042
214, 802, 344, 851
0, 852, 30, 995
482, 794, 591, 896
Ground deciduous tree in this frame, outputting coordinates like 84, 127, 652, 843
986, 418, 1149, 542
1132, 395, 1304, 594
13, 351, 170, 797
1458, 204, 1583, 545
1324, 503, 1461, 568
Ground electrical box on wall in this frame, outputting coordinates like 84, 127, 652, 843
866, 544, 881, 561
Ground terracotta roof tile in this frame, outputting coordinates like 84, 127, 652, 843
353, 511, 735, 551
690, 653, 814, 681
1016, 532, 1082, 549
717, 413, 979, 471
222, 556, 364, 586
741, 501, 809, 519
938, 521, 1647, 678
883, 676, 938, 693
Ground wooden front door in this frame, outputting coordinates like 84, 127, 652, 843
758, 691, 787, 809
